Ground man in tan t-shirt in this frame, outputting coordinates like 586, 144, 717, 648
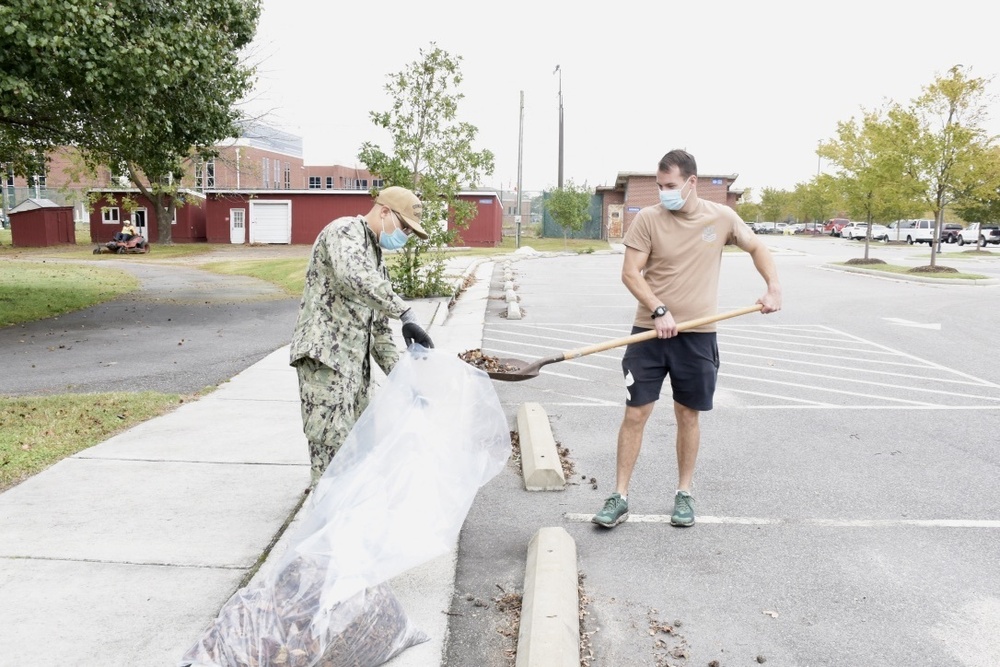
592, 149, 782, 529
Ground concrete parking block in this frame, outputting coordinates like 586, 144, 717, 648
515, 526, 579, 667
516, 402, 565, 490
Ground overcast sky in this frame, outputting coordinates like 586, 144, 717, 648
244, 0, 999, 199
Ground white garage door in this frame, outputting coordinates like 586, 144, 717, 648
250, 201, 291, 244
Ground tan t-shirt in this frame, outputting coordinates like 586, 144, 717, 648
623, 198, 756, 332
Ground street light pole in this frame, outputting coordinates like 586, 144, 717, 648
554, 65, 563, 189
517, 90, 524, 249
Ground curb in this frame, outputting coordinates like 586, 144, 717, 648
516, 402, 566, 491
516, 527, 580, 667
824, 263, 1000, 285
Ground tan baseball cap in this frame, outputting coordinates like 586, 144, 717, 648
375, 186, 427, 239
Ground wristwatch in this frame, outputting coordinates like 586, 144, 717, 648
651, 305, 668, 319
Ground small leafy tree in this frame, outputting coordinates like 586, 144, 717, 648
544, 181, 592, 249
954, 146, 1000, 225
759, 187, 794, 224
792, 175, 839, 227
892, 65, 997, 266
359, 43, 494, 298
820, 107, 918, 260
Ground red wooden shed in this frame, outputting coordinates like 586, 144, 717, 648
451, 192, 502, 247
8, 198, 76, 247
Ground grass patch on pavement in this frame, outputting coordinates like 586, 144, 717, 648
0, 391, 186, 492
834, 261, 987, 280
454, 236, 612, 256
201, 258, 308, 295
0, 262, 140, 327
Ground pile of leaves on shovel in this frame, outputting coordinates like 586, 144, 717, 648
458, 349, 520, 374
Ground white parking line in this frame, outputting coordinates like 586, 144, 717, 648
564, 514, 1000, 528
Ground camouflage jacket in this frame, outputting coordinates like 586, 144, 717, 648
289, 216, 408, 377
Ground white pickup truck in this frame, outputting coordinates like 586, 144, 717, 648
956, 222, 1000, 247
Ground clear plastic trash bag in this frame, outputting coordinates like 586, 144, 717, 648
180, 347, 510, 667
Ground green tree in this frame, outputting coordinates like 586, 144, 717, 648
792, 174, 840, 228
759, 187, 793, 224
819, 107, 919, 259
892, 65, 998, 264
953, 144, 1000, 227
358, 43, 495, 298
543, 181, 592, 248
0, 0, 261, 243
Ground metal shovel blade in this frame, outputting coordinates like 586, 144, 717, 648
485, 304, 763, 382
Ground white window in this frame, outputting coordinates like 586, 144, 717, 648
263, 157, 270, 188
354, 179, 368, 190
308, 176, 321, 189
283, 163, 291, 190
274, 159, 280, 188
102, 207, 120, 224
325, 176, 333, 189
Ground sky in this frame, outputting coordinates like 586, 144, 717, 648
243, 0, 1000, 200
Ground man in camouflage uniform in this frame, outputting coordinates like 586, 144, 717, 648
290, 186, 434, 485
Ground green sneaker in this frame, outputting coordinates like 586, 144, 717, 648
671, 491, 695, 527
592, 492, 629, 528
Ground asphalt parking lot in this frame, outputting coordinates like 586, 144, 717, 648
447, 237, 1000, 667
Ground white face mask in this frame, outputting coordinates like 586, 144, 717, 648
659, 178, 690, 211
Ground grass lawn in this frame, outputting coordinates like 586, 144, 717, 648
0, 262, 140, 327
835, 261, 988, 280
0, 392, 188, 492
454, 235, 612, 256
201, 258, 308, 295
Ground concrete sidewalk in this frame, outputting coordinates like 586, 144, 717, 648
0, 256, 495, 666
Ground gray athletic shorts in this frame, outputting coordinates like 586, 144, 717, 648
621, 328, 719, 410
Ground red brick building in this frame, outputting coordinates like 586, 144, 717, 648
1, 122, 380, 223
597, 171, 742, 240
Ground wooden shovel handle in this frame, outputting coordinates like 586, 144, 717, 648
562, 304, 764, 361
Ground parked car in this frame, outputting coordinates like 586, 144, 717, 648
752, 221, 776, 234
824, 218, 851, 237
956, 222, 1000, 246
840, 221, 888, 241
940, 223, 964, 243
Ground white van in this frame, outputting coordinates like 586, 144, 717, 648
892, 219, 935, 245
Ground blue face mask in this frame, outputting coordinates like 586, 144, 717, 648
378, 212, 410, 250
659, 180, 690, 211
379, 227, 408, 250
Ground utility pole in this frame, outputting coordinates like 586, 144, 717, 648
554, 65, 563, 189
517, 90, 524, 249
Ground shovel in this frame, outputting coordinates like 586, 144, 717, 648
486, 304, 763, 382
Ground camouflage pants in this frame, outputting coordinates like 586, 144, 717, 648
294, 357, 370, 485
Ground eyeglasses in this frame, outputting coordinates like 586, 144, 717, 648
392, 210, 414, 236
